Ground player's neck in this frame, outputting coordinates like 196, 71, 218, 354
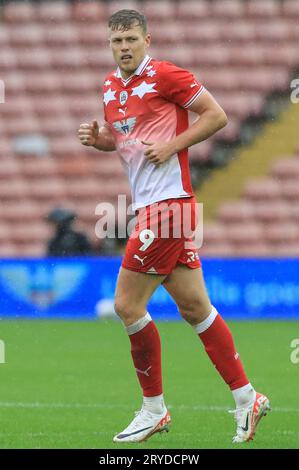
120, 69, 136, 81
118, 54, 149, 81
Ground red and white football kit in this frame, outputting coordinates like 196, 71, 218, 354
103, 55, 204, 274
106, 57, 268, 445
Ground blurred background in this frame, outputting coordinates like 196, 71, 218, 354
0, 0, 299, 320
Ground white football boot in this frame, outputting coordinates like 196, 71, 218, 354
230, 392, 271, 443
113, 407, 171, 443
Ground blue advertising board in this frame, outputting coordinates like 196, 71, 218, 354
0, 257, 298, 320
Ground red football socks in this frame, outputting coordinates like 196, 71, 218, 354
196, 307, 249, 390
127, 314, 163, 397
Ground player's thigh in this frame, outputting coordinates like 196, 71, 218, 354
114, 267, 166, 325
162, 265, 212, 325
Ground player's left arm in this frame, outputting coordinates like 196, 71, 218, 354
143, 89, 227, 165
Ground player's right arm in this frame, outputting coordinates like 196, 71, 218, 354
77, 120, 116, 152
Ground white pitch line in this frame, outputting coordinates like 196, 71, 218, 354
0, 402, 298, 413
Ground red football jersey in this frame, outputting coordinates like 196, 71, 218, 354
102, 55, 205, 209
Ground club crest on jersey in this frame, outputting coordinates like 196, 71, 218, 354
113, 117, 136, 136
119, 91, 128, 106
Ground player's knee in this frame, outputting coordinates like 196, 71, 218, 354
114, 298, 140, 323
179, 298, 211, 325
114, 298, 127, 319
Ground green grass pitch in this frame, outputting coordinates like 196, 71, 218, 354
0, 319, 298, 449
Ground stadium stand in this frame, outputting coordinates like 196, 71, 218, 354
0, 0, 298, 255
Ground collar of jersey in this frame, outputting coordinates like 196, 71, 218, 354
115, 55, 152, 86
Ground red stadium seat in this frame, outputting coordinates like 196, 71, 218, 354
9, 25, 45, 46
0, 179, 30, 200
203, 223, 227, 243
200, 243, 234, 257
28, 179, 66, 200
254, 202, 292, 223
184, 22, 221, 43
243, 179, 282, 201
5, 117, 40, 138
18, 243, 45, 257
0, 96, 33, 118
36, 2, 71, 23
220, 22, 256, 43
246, 0, 280, 18
23, 72, 62, 95
105, 1, 140, 18
177, 0, 211, 19
281, 182, 299, 201
217, 202, 255, 224
271, 158, 299, 180
0, 158, 20, 179
50, 137, 83, 158
282, 0, 299, 18
72, 1, 106, 21
255, 21, 291, 42
226, 223, 263, 245
1, 0, 299, 256
0, 48, 17, 70
0, 242, 19, 257
263, 223, 299, 244
43, 24, 79, 46
16, 48, 51, 70
20, 157, 58, 179
232, 243, 272, 257
1, 73, 25, 95
143, 1, 176, 20
3, 2, 37, 22
274, 244, 299, 257
33, 96, 67, 117
11, 222, 51, 244
77, 24, 109, 46
212, 0, 245, 18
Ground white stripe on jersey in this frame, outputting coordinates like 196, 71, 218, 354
184, 85, 205, 108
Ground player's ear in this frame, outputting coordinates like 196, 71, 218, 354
145, 33, 151, 48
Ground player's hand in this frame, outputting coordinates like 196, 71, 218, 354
78, 120, 99, 146
142, 141, 175, 165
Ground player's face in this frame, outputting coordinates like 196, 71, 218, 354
109, 24, 151, 79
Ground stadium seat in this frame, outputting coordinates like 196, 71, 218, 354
263, 223, 299, 244
217, 201, 255, 224
281, 182, 299, 201
105, 0, 140, 17
72, 1, 106, 21
200, 243, 234, 257
282, 0, 299, 17
16, 48, 52, 70
43, 24, 79, 46
271, 158, 299, 180
232, 243, 272, 257
246, 0, 280, 18
77, 24, 109, 46
3, 2, 37, 22
226, 223, 263, 245
11, 222, 51, 244
0, 242, 19, 257
212, 0, 245, 18
177, 0, 211, 19
254, 202, 292, 223
143, 1, 176, 20
243, 179, 282, 201
1, 0, 299, 255
9, 24, 45, 46
36, 2, 71, 23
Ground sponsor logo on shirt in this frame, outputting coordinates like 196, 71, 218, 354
113, 117, 137, 136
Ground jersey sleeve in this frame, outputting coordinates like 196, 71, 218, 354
158, 61, 205, 108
